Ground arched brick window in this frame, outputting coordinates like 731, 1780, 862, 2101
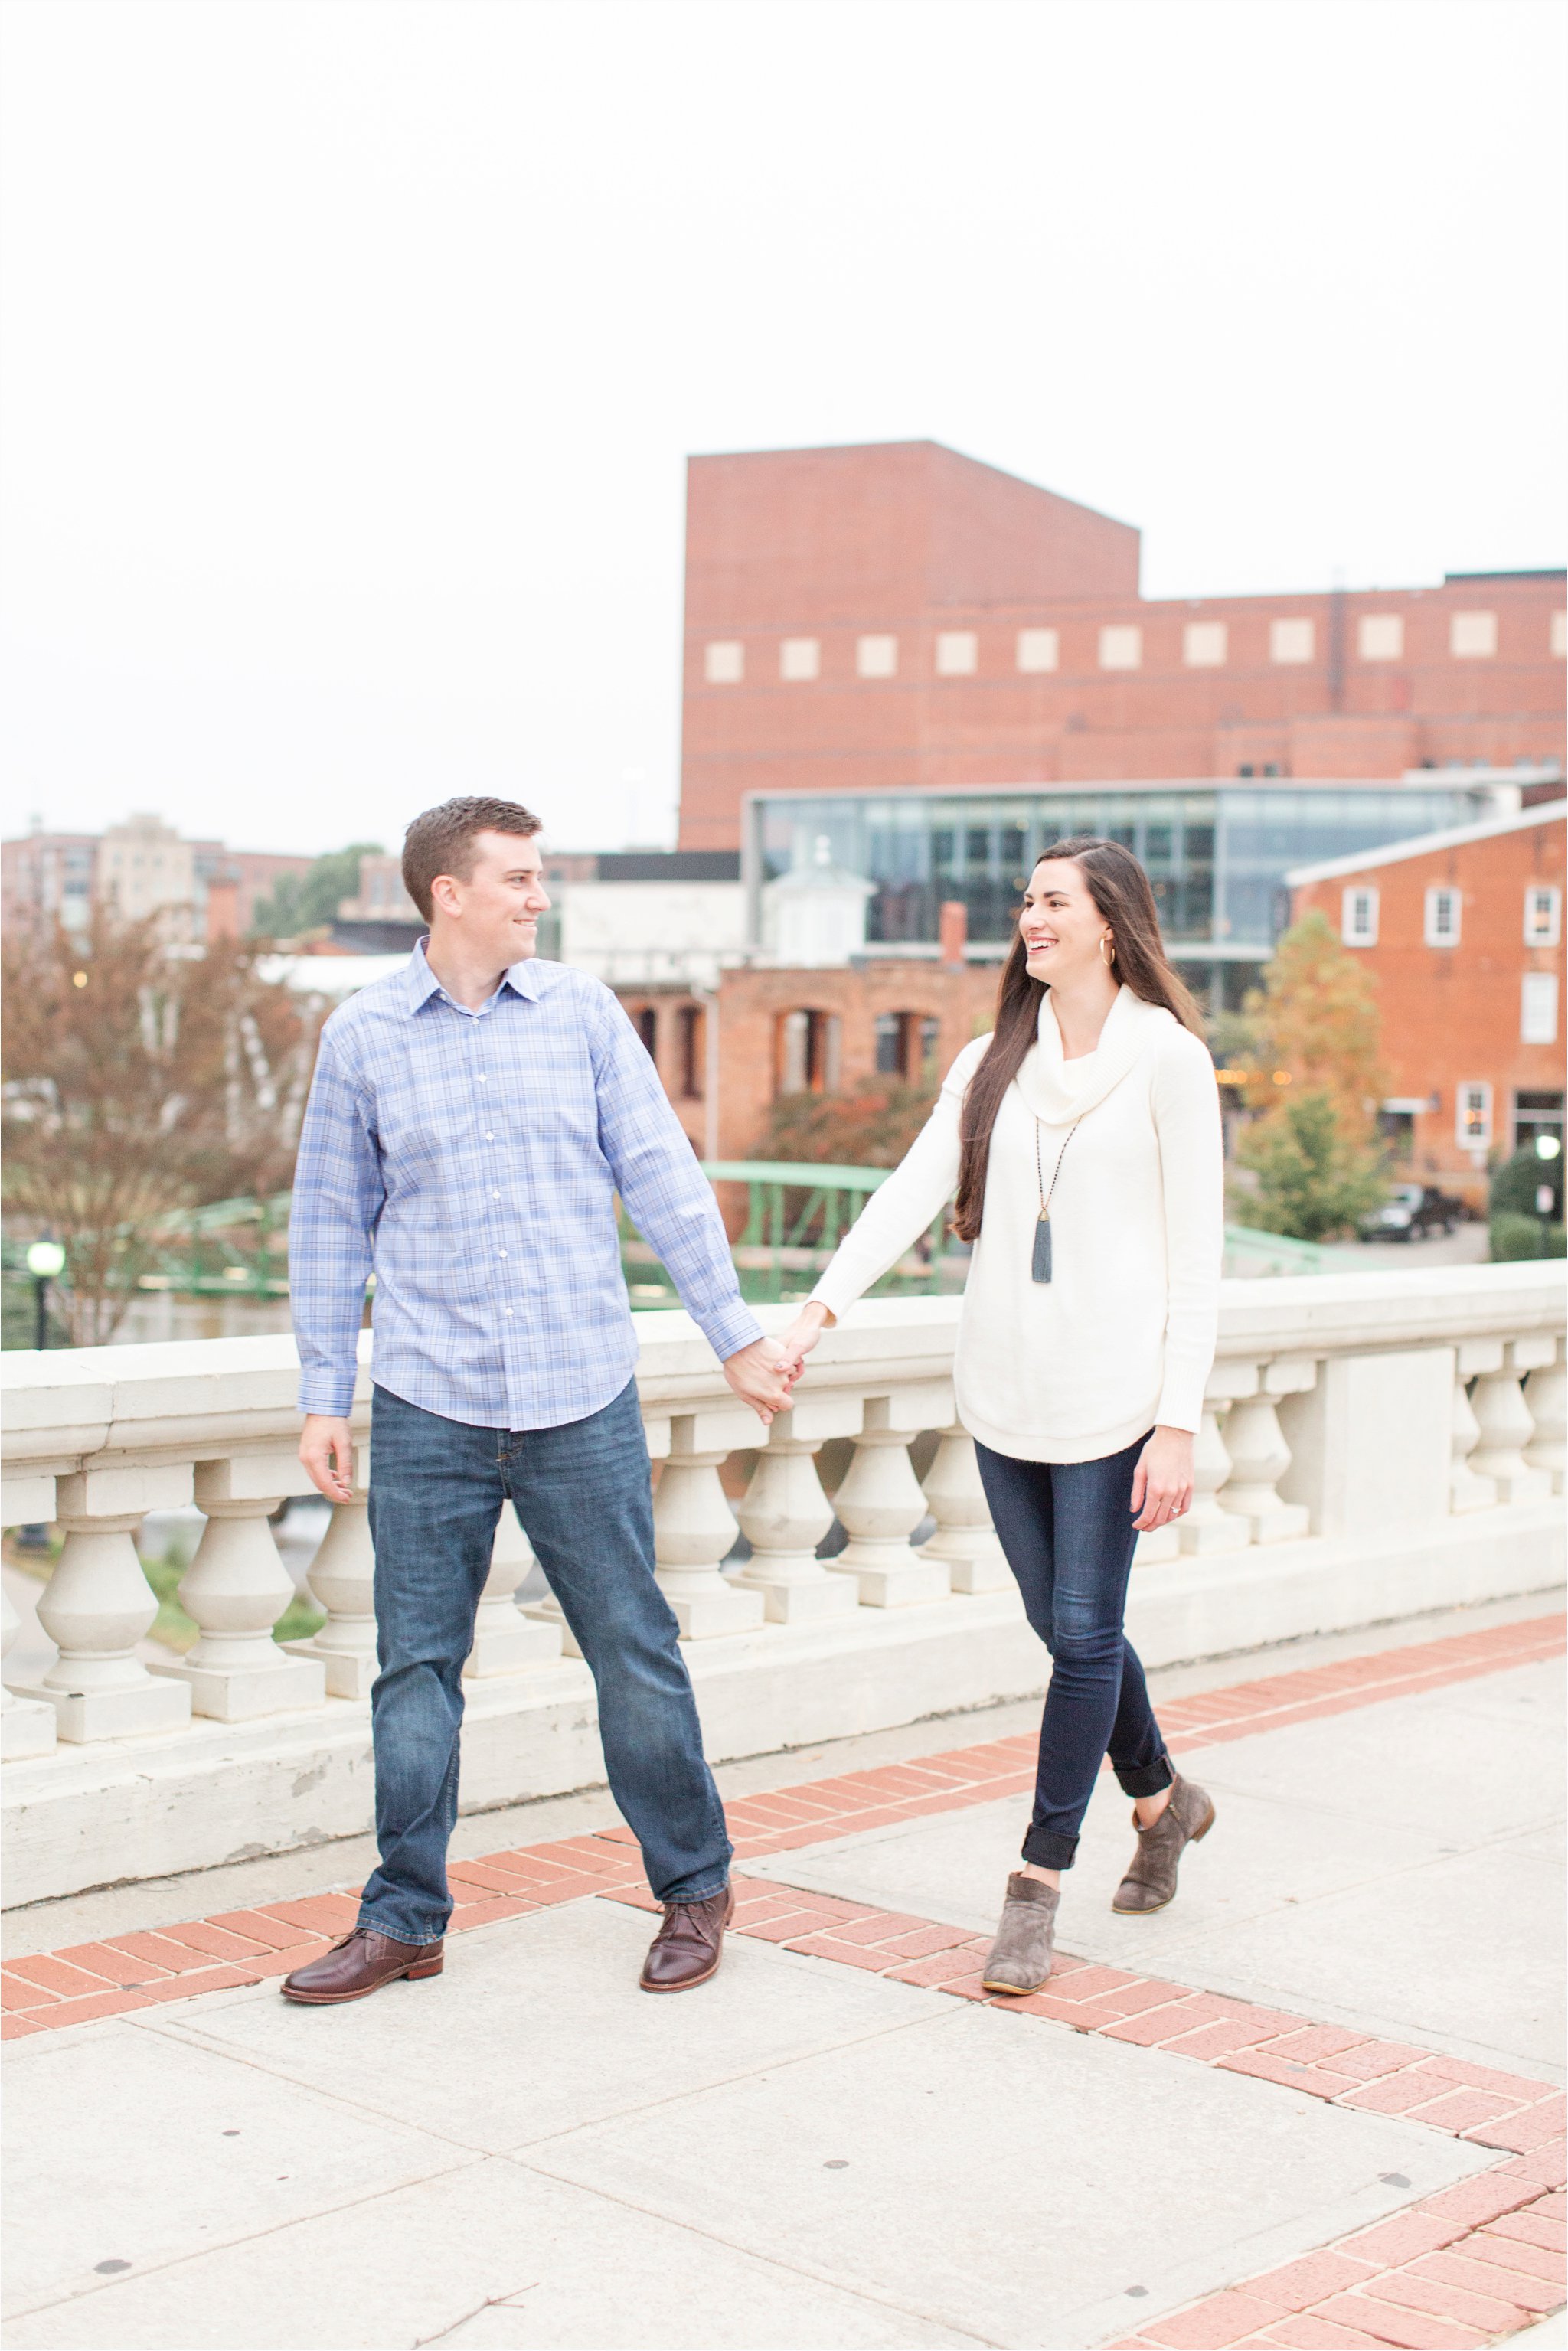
776, 1009, 841, 1096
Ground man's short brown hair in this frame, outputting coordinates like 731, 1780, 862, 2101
401, 797, 542, 922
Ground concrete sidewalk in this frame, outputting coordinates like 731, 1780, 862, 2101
3, 1602, 1563, 2351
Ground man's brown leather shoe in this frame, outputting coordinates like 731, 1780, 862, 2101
281, 1927, 445, 2005
639, 1886, 734, 1993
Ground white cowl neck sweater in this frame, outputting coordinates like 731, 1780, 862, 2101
808, 986, 1224, 1464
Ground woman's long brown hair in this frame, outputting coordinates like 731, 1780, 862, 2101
950, 837, 1206, 1243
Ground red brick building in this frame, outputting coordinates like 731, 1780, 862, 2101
678, 441, 1566, 850
619, 958, 998, 1165
1288, 802, 1566, 1201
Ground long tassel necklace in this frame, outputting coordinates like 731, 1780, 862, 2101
1031, 1117, 1084, 1283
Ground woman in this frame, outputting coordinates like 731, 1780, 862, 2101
776, 837, 1224, 1994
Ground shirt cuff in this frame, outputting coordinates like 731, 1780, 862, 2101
700, 1299, 767, 1363
298, 1367, 358, 1418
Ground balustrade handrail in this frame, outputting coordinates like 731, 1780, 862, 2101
2, 1262, 1562, 1478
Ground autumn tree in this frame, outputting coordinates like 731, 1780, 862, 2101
2, 909, 326, 1342
1229, 909, 1390, 1241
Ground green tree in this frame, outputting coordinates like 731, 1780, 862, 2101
1227, 911, 1389, 1240
2, 909, 325, 1342
1232, 1089, 1389, 1243
251, 842, 383, 939
763, 1076, 937, 1169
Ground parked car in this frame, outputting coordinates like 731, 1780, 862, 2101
1359, 1184, 1465, 1242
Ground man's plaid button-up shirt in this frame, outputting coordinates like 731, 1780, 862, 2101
290, 943, 763, 1429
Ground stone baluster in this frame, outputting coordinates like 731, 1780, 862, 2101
1468, 1345, 1552, 1504
1216, 1358, 1314, 1543
8, 1465, 193, 1740
1522, 1337, 1566, 1494
1450, 1343, 1499, 1513
1, 1584, 57, 1758
734, 1393, 861, 1623
282, 1447, 380, 1696
918, 1424, 1011, 1592
1180, 1376, 1253, 1554
466, 1506, 562, 1675
652, 1409, 766, 1638
149, 1456, 326, 1719
827, 1386, 953, 1608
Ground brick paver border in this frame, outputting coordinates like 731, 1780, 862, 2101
4, 1608, 1563, 2343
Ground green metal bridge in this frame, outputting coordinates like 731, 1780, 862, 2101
2, 1164, 1336, 1328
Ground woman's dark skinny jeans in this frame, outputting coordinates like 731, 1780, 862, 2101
975, 1430, 1173, 1870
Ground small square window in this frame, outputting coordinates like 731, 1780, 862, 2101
1524, 885, 1562, 947
935, 631, 977, 676
1184, 622, 1227, 668
1424, 886, 1462, 946
779, 637, 819, 681
1270, 617, 1315, 664
1099, 625, 1142, 671
1358, 613, 1404, 662
1449, 610, 1497, 658
1522, 973, 1560, 1047
1456, 1080, 1492, 1151
1342, 884, 1379, 945
857, 634, 897, 679
1017, 627, 1059, 673
704, 641, 743, 684
1551, 611, 1566, 658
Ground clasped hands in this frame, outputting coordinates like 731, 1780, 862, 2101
720, 1301, 836, 1427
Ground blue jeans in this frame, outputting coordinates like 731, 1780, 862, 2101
358, 1380, 731, 1944
975, 1432, 1174, 1870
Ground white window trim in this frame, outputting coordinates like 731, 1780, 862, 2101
1521, 972, 1560, 1047
1424, 886, 1462, 947
1341, 884, 1379, 946
1183, 621, 1227, 669
1524, 884, 1562, 947
1357, 613, 1404, 663
1098, 624, 1142, 671
704, 640, 743, 684
1270, 617, 1315, 664
934, 630, 978, 677
856, 634, 898, 680
1455, 1080, 1493, 1154
1016, 627, 1059, 674
779, 637, 820, 682
1449, 610, 1498, 659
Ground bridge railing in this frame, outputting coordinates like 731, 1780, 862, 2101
1, 1261, 1562, 1908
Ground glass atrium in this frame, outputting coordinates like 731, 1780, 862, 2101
746, 782, 1498, 1010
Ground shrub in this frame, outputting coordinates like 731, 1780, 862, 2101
1231, 1087, 1388, 1242
1490, 1211, 1566, 1262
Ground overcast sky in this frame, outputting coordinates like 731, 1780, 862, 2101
2, 1, 1563, 859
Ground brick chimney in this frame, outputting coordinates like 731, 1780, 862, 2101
939, 899, 968, 968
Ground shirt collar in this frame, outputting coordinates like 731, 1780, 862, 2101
403, 937, 541, 1016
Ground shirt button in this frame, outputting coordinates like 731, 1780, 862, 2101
505, 1308, 514, 1317
492, 1190, 501, 1200
485, 1131, 494, 1141
498, 1249, 508, 1259
477, 1074, 487, 1082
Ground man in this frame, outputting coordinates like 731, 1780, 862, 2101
282, 796, 793, 2006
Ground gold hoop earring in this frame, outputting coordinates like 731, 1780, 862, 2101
1099, 935, 1116, 968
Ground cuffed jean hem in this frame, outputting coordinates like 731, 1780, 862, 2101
353, 1907, 447, 1946
1021, 1825, 1080, 1870
1112, 1749, 1175, 1799
663, 1874, 730, 1906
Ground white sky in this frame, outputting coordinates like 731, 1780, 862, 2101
2, 1, 1563, 858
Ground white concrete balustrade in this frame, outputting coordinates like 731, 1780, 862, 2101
2, 1264, 1562, 1905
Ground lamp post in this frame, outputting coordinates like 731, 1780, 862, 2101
24, 1239, 65, 1353
16, 1239, 65, 1553
1534, 1133, 1562, 1257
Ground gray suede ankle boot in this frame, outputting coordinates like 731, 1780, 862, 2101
1112, 1772, 1216, 1913
981, 1872, 1060, 1994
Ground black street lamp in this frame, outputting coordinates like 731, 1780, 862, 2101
1534, 1134, 1563, 1256
24, 1239, 65, 1353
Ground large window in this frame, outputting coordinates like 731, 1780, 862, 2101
776, 1009, 841, 1095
